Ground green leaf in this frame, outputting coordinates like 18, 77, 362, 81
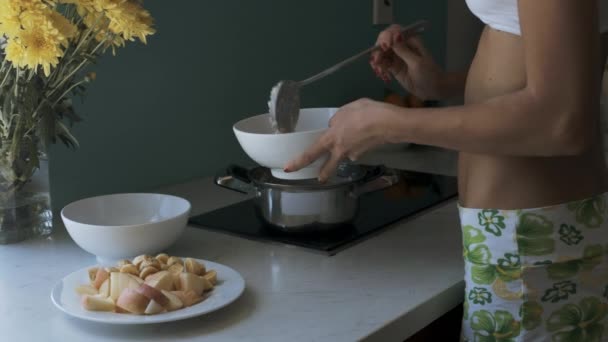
552, 328, 584, 342
547, 261, 581, 280
496, 265, 522, 282
547, 304, 582, 332
568, 197, 606, 228
56, 121, 79, 148
36, 107, 56, 148
585, 324, 604, 342
517, 213, 554, 237
473, 334, 495, 342
3, 86, 14, 114
471, 310, 496, 334
23, 137, 39, 176
518, 237, 555, 256
469, 245, 492, 264
581, 245, 604, 271
463, 225, 486, 247
521, 301, 543, 331
494, 310, 520, 337
471, 265, 497, 285
579, 297, 608, 324
516, 213, 555, 256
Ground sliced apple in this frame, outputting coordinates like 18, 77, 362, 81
167, 263, 184, 274
125, 273, 144, 285
132, 254, 150, 268
93, 268, 110, 289
88, 267, 99, 283
139, 266, 159, 280
116, 259, 132, 268
81, 294, 115, 312
203, 270, 217, 286
160, 290, 184, 311
184, 258, 205, 275
99, 278, 110, 297
201, 276, 213, 291
155, 253, 169, 265
140, 259, 161, 271
105, 267, 119, 273
119, 264, 139, 276
167, 256, 183, 266
172, 290, 204, 307
179, 272, 205, 296
144, 270, 173, 291
135, 284, 169, 307
116, 288, 149, 314
144, 299, 165, 315
110, 272, 142, 301
75, 284, 98, 296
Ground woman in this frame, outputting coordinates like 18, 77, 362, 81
286, 1, 608, 341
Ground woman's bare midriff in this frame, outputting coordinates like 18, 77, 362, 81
458, 27, 608, 209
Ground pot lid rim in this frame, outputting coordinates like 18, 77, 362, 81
247, 165, 384, 190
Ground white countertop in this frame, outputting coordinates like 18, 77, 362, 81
0, 146, 464, 342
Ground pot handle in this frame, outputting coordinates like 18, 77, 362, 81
351, 168, 400, 198
214, 164, 255, 194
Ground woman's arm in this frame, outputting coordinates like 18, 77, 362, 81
286, 0, 602, 180
386, 0, 601, 157
372, 31, 468, 101
437, 71, 468, 100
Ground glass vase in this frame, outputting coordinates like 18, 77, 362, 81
0, 140, 53, 244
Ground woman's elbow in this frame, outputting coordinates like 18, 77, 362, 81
548, 111, 596, 156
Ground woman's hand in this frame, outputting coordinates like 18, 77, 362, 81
370, 24, 446, 100
284, 99, 398, 182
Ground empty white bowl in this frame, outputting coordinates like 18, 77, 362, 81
234, 108, 337, 180
61, 193, 191, 265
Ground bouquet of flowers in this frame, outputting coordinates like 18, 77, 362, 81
0, 0, 155, 194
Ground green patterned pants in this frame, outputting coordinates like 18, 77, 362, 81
459, 194, 608, 342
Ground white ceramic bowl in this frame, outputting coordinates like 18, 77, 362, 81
61, 193, 191, 265
234, 108, 337, 180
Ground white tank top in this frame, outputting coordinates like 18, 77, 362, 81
465, 0, 608, 36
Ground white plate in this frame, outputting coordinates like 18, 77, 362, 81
51, 259, 245, 324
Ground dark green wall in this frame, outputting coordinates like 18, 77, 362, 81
49, 1, 446, 210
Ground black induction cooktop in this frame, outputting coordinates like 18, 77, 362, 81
189, 168, 458, 255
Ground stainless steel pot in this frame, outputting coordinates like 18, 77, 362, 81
215, 164, 399, 233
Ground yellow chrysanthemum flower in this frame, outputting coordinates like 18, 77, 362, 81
0, 14, 21, 38
3, 0, 153, 75
2, 0, 78, 75
48, 11, 78, 46
20, 28, 63, 76
64, 0, 154, 46
6, 17, 64, 77
106, 0, 155, 44
0, 0, 22, 38
4, 39, 28, 68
